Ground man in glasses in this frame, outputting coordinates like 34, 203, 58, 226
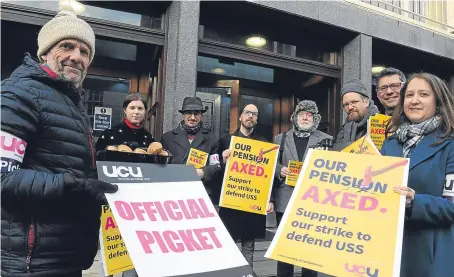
219, 104, 275, 269
333, 79, 380, 150
273, 100, 332, 277
375, 67, 406, 116
161, 96, 221, 202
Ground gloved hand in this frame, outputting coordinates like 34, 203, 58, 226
63, 172, 118, 201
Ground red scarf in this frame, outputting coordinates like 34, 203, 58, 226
124, 119, 142, 129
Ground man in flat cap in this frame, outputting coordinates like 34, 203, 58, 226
334, 79, 380, 150
161, 96, 221, 202
1, 8, 117, 277
273, 100, 332, 277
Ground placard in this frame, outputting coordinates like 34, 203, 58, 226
367, 114, 391, 150
285, 160, 303, 186
341, 135, 381, 155
219, 136, 279, 215
97, 162, 256, 277
99, 205, 134, 275
265, 150, 409, 277
187, 148, 209, 169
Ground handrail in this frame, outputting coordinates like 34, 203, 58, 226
373, 0, 454, 29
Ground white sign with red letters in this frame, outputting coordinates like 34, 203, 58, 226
1, 131, 27, 173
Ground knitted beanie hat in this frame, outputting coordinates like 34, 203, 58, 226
340, 79, 369, 100
37, 9, 95, 64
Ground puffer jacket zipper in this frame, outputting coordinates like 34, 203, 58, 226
72, 93, 95, 169
88, 126, 95, 167
25, 223, 36, 272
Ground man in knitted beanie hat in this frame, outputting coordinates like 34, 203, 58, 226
1, 8, 118, 277
273, 100, 332, 277
38, 8, 95, 88
333, 79, 380, 150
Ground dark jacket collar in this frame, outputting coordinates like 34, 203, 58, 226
385, 130, 451, 169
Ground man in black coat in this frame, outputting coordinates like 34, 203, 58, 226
219, 104, 275, 269
1, 9, 117, 277
161, 97, 221, 203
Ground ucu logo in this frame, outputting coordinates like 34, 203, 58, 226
1, 132, 27, 158
345, 263, 379, 277
102, 166, 143, 178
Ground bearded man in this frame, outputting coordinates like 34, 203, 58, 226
1, 9, 117, 277
273, 100, 332, 277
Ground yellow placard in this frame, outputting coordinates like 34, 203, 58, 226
368, 114, 391, 150
220, 136, 279, 215
285, 160, 303, 186
186, 148, 208, 169
265, 150, 408, 277
342, 135, 381, 155
99, 205, 134, 275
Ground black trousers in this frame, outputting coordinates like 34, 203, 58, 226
276, 212, 318, 277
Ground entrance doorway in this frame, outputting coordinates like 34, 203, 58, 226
196, 55, 339, 144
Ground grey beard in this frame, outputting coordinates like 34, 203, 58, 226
59, 71, 86, 88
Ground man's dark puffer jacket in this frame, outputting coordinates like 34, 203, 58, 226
1, 55, 101, 277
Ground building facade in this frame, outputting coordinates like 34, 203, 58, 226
1, 0, 453, 143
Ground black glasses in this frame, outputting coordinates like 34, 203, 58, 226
183, 111, 202, 116
377, 82, 403, 94
242, 110, 258, 117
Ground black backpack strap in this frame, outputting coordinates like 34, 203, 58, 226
279, 132, 287, 164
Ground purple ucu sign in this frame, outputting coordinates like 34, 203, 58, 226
345, 263, 379, 277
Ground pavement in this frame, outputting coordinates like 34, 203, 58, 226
83, 228, 333, 277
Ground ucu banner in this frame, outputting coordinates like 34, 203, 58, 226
1, 131, 27, 173
345, 263, 379, 277
1, 131, 27, 161
102, 166, 143, 178
96, 161, 202, 184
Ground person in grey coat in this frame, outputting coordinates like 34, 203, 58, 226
333, 79, 380, 151
273, 100, 332, 277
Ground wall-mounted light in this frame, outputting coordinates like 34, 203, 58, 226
372, 66, 386, 74
246, 36, 267, 47
58, 0, 85, 14
213, 68, 225, 74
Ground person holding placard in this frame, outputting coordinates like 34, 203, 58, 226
273, 100, 332, 277
382, 73, 454, 277
334, 79, 380, 151
161, 97, 221, 202
220, 104, 275, 269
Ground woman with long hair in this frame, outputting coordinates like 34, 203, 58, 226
382, 73, 454, 277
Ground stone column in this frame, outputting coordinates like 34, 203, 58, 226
342, 34, 373, 97
162, 1, 200, 133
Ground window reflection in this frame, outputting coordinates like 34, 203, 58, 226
197, 56, 274, 83
200, 25, 337, 65
5, 0, 162, 30
96, 39, 137, 61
